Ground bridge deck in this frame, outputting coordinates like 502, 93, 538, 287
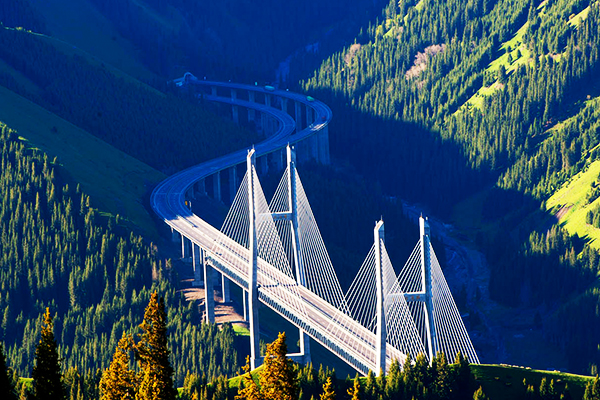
151, 80, 405, 374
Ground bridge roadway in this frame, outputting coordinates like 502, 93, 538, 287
151, 81, 404, 374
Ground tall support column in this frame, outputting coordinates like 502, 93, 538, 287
192, 243, 203, 287
232, 105, 239, 124
213, 171, 221, 202
287, 145, 311, 364
265, 94, 271, 107
420, 216, 437, 362
306, 107, 313, 128
243, 290, 248, 321
171, 227, 179, 243
281, 98, 288, 113
197, 178, 207, 196
295, 102, 303, 132
248, 92, 256, 123
229, 166, 238, 203
318, 126, 331, 165
260, 155, 269, 175
231, 88, 237, 101
182, 236, 191, 259
204, 250, 215, 323
374, 220, 386, 376
221, 274, 231, 303
247, 149, 261, 369
211, 86, 217, 96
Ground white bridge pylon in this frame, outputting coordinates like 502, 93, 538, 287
211, 144, 478, 374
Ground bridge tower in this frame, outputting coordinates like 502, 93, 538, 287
403, 216, 437, 362
374, 220, 386, 376
287, 145, 311, 364
247, 148, 261, 369
420, 216, 437, 362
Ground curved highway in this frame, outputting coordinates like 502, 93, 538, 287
151, 77, 405, 374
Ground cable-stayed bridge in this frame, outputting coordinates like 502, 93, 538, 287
151, 75, 478, 375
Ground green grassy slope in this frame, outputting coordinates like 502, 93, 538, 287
472, 364, 593, 400
0, 85, 165, 239
224, 364, 594, 399
31, 0, 159, 82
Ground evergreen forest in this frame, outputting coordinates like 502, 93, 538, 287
1, 0, 600, 398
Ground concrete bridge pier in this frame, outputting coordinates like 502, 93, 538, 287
181, 235, 191, 261
259, 155, 269, 176
260, 112, 267, 136
294, 102, 303, 133
231, 88, 237, 101
204, 256, 215, 323
318, 126, 331, 165
192, 244, 204, 287
171, 227, 180, 243
195, 178, 207, 197
221, 274, 230, 303
228, 166, 238, 203
248, 92, 256, 124
280, 98, 288, 114
242, 290, 248, 321
232, 105, 239, 124
271, 149, 284, 171
211, 86, 217, 96
213, 171, 221, 202
305, 107, 313, 128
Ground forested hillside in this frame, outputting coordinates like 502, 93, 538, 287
0, 26, 257, 174
302, 0, 600, 372
0, 122, 239, 389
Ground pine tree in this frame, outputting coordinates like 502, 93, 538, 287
100, 333, 137, 400
136, 292, 177, 400
454, 351, 472, 398
346, 376, 361, 400
236, 356, 263, 400
259, 332, 298, 400
0, 342, 17, 400
584, 376, 600, 400
32, 308, 66, 400
473, 386, 488, 400
320, 376, 336, 400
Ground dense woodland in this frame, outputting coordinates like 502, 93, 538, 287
300, 0, 600, 373
0, 122, 239, 389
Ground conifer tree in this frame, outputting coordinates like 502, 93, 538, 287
100, 333, 137, 400
32, 308, 66, 400
319, 376, 335, 400
347, 376, 361, 400
259, 332, 298, 400
0, 342, 17, 400
136, 292, 177, 400
473, 386, 488, 400
236, 356, 263, 400
584, 376, 600, 400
